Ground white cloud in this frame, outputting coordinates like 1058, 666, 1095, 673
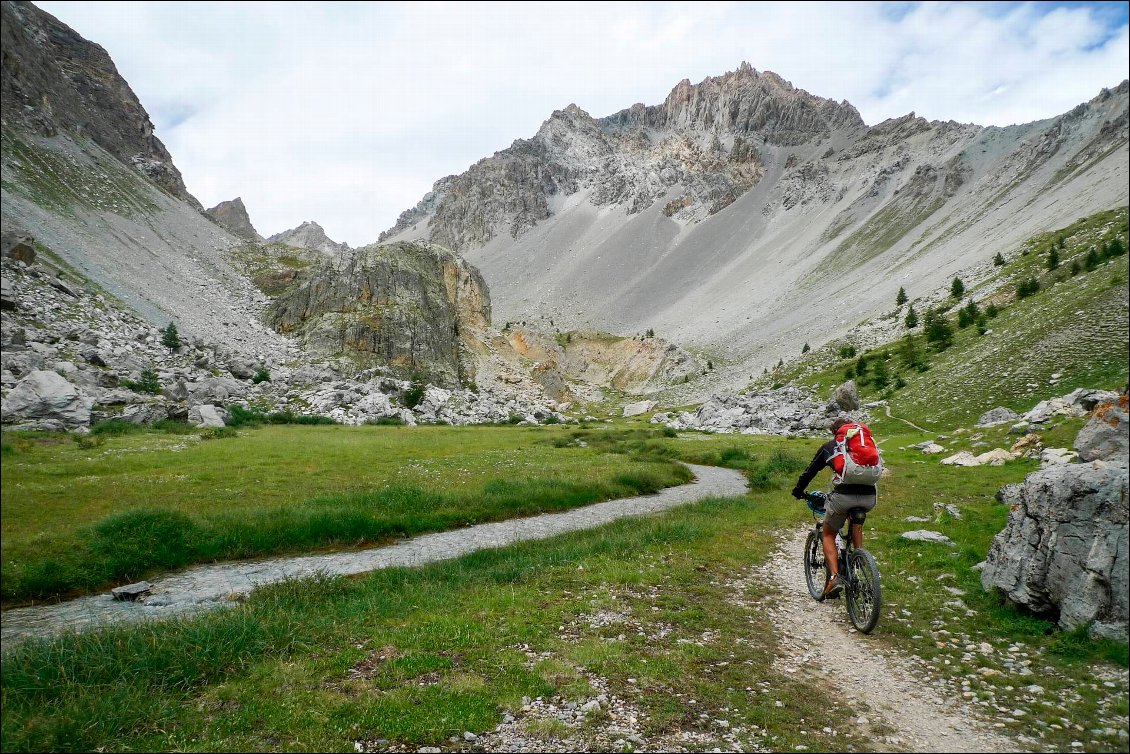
35, 1, 1130, 246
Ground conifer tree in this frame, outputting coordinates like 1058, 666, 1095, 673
950, 277, 965, 299
896, 287, 908, 306
161, 322, 181, 350
904, 304, 919, 329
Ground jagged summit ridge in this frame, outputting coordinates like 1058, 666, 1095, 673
268, 221, 350, 256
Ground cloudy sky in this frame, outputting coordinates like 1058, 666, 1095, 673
36, 1, 1130, 247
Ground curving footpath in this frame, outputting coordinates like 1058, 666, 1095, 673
1, 463, 747, 648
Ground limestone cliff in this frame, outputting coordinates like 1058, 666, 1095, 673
265, 242, 490, 386
206, 197, 263, 242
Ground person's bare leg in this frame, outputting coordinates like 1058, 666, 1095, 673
851, 522, 863, 549
823, 525, 839, 576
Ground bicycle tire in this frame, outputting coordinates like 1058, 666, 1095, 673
803, 529, 826, 601
845, 548, 882, 633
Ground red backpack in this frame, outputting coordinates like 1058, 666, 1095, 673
831, 422, 883, 485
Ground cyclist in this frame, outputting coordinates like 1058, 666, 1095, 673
792, 416, 878, 598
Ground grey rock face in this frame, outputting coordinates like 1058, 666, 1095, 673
0, 369, 92, 429
205, 198, 263, 242
1074, 395, 1128, 463
977, 407, 1019, 427
266, 242, 490, 387
981, 460, 1129, 640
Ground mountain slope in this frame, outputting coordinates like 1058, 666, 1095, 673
382, 64, 1129, 397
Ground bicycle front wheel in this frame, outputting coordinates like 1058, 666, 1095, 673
845, 548, 882, 633
803, 529, 826, 601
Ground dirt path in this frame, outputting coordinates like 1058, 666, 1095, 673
748, 527, 1020, 753
883, 402, 931, 433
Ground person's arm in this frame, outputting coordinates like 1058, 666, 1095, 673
792, 441, 833, 498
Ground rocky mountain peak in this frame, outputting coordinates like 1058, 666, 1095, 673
0, 0, 201, 208
205, 197, 263, 242
267, 221, 350, 256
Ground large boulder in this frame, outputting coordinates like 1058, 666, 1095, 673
826, 380, 860, 413
1, 231, 36, 264
0, 369, 93, 429
981, 459, 1129, 639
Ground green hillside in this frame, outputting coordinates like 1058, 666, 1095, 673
764, 207, 1129, 429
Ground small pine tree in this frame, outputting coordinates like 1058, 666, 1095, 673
900, 334, 922, 370
923, 309, 953, 350
950, 277, 965, 299
1069, 259, 1081, 276
1104, 236, 1126, 258
1046, 247, 1060, 271
646, 328, 655, 338
160, 322, 181, 350
896, 287, 908, 306
1057, 235, 1066, 249
985, 302, 999, 318
776, 358, 783, 368
801, 342, 810, 354
708, 360, 715, 371
1084, 246, 1101, 271
993, 252, 1006, 266
855, 354, 868, 376
904, 304, 919, 329
870, 356, 889, 389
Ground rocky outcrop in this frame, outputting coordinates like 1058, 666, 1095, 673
265, 242, 489, 386
0, 0, 200, 206
206, 198, 263, 242
981, 404, 1129, 640
653, 382, 868, 436
267, 221, 350, 256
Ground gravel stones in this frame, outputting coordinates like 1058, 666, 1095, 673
653, 383, 865, 436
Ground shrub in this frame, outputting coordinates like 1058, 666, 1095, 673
904, 304, 919, 329
542, 414, 561, 425
252, 367, 271, 384
993, 252, 1006, 266
950, 277, 964, 299
507, 413, 524, 424
160, 322, 181, 350
1017, 277, 1040, 299
838, 344, 857, 359
1104, 236, 1126, 258
91, 420, 141, 436
123, 368, 160, 395
985, 303, 999, 318
402, 379, 426, 409
1046, 247, 1060, 270
801, 342, 810, 354
365, 416, 405, 426
1070, 259, 1082, 276
201, 426, 238, 440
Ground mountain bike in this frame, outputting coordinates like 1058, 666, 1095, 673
801, 491, 882, 633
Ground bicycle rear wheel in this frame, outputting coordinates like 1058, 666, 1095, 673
803, 529, 827, 601
845, 548, 882, 633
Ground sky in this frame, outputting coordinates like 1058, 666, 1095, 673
35, 1, 1130, 247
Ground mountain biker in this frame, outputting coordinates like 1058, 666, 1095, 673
792, 416, 878, 598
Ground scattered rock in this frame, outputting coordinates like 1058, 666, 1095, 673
977, 407, 1018, 427
827, 379, 861, 412
111, 581, 152, 601
0, 369, 92, 430
901, 530, 956, 546
623, 399, 657, 417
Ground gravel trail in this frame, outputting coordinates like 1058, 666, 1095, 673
752, 527, 1021, 753
1, 463, 747, 648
